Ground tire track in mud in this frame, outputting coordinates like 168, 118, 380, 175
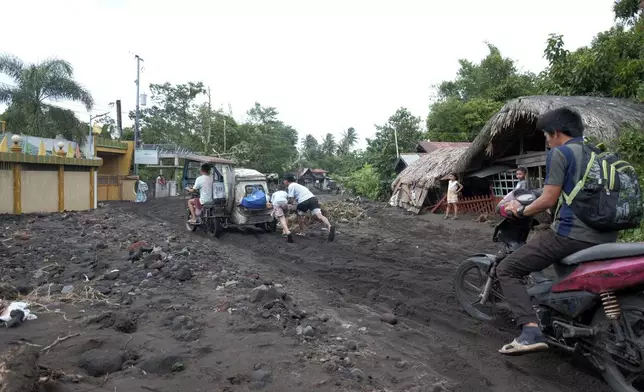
121, 198, 611, 392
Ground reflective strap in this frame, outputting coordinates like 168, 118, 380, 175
617, 164, 635, 173
602, 159, 608, 185
562, 151, 596, 205
610, 164, 616, 190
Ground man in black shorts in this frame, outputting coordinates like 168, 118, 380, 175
284, 174, 335, 241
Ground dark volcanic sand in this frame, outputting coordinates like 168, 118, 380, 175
0, 196, 611, 392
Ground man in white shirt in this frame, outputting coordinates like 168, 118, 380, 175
186, 163, 214, 224
284, 174, 335, 241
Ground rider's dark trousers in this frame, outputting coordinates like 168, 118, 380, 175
497, 230, 594, 326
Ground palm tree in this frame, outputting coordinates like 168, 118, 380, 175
0, 54, 94, 141
338, 127, 358, 155
301, 134, 319, 160
321, 133, 336, 156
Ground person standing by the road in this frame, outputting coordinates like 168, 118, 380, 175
283, 174, 335, 241
444, 174, 463, 220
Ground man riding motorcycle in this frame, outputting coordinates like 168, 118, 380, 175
499, 107, 620, 355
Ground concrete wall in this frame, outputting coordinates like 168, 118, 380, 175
21, 170, 59, 213
64, 171, 91, 211
121, 178, 137, 201
0, 169, 13, 214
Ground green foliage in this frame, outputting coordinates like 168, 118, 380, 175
614, 126, 644, 242
540, 12, 643, 102
427, 97, 502, 141
345, 164, 381, 200
299, 127, 364, 178
0, 53, 94, 142
427, 44, 538, 142
134, 83, 298, 174
364, 108, 423, 184
437, 44, 539, 102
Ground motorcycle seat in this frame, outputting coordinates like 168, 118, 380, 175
561, 242, 644, 265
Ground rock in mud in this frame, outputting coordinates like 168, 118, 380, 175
143, 252, 162, 266
380, 313, 398, 325
173, 267, 192, 281
302, 326, 315, 337
105, 270, 120, 280
0, 345, 39, 392
61, 284, 74, 294
251, 369, 272, 382
140, 354, 184, 374
251, 286, 285, 303
350, 368, 364, 382
148, 261, 165, 270
0, 284, 20, 300
78, 349, 125, 376
345, 341, 358, 351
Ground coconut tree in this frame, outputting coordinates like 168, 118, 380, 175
321, 133, 336, 156
338, 127, 358, 155
0, 54, 94, 141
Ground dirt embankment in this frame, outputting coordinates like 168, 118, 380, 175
0, 198, 611, 392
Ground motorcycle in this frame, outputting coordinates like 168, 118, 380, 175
454, 190, 644, 392
184, 189, 223, 238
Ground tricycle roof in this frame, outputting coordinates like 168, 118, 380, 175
234, 168, 267, 181
185, 154, 235, 165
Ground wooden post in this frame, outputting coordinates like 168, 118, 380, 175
58, 165, 64, 212
13, 163, 21, 214
89, 168, 95, 209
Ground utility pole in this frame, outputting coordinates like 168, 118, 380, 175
205, 87, 212, 154
134, 54, 144, 175
223, 118, 227, 153
116, 100, 123, 139
394, 127, 400, 158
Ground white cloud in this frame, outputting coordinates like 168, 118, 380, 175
1, 0, 615, 148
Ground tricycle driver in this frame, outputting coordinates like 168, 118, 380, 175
186, 163, 214, 224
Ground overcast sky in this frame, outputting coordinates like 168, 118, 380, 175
2, 0, 615, 148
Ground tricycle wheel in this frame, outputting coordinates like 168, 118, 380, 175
213, 218, 223, 238
185, 209, 197, 232
264, 220, 277, 233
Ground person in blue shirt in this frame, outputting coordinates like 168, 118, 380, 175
500, 107, 619, 355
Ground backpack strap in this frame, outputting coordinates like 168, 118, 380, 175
561, 148, 597, 205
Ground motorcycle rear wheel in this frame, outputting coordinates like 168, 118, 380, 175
454, 260, 503, 322
590, 295, 644, 392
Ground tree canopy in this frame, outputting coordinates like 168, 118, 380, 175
0, 54, 94, 141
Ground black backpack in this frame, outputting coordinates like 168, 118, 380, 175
557, 139, 643, 232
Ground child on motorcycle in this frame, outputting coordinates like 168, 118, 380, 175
186, 163, 214, 224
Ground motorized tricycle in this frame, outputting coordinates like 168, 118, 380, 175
454, 190, 644, 392
182, 155, 276, 237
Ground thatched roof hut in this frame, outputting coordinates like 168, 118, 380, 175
390, 147, 469, 213
461, 95, 644, 172
393, 147, 469, 189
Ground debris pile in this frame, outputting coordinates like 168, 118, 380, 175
321, 199, 366, 223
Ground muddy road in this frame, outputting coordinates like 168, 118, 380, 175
0, 196, 612, 392
128, 196, 611, 392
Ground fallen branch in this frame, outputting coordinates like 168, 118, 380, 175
40, 332, 81, 354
